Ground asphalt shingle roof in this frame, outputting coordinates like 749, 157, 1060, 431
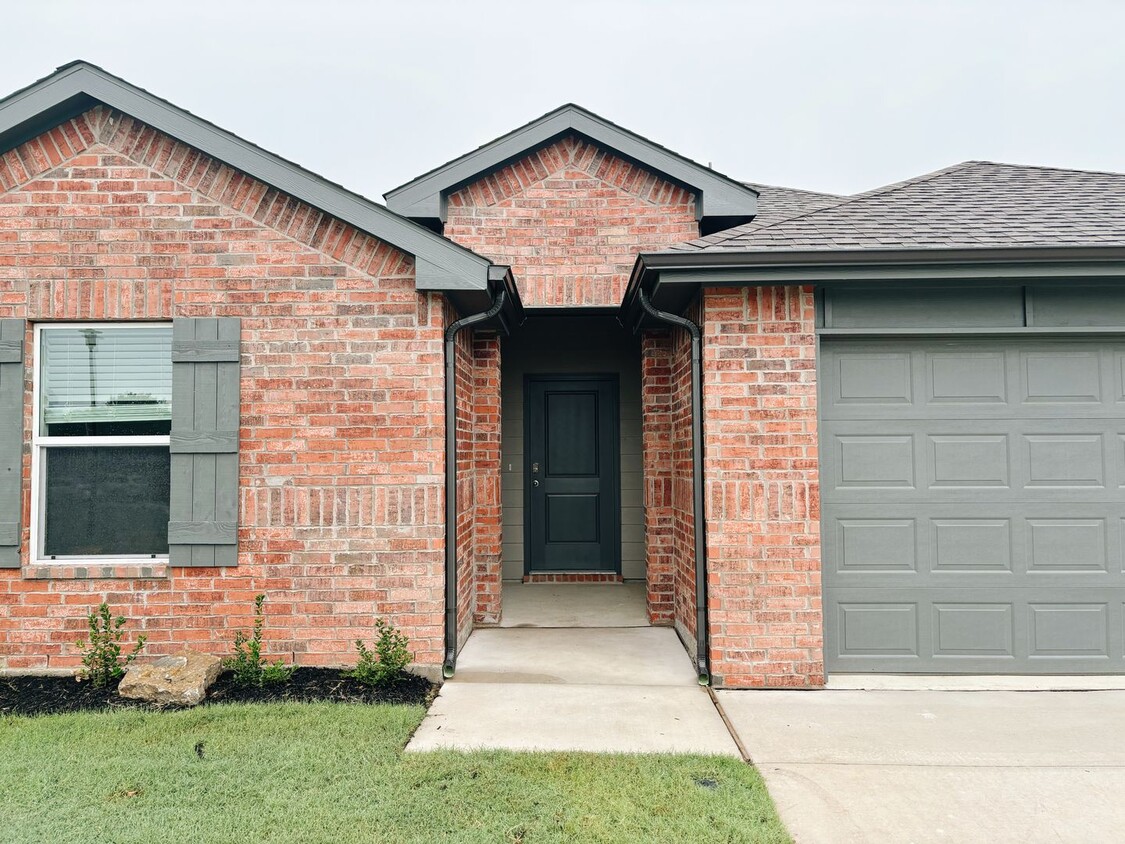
739, 182, 843, 227
672, 161, 1125, 253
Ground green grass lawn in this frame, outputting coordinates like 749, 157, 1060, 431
0, 703, 788, 843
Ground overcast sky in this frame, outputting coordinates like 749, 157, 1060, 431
4, 1, 1124, 200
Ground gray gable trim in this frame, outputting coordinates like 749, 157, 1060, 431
0, 61, 495, 298
384, 104, 758, 232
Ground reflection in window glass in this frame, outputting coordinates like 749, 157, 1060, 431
40, 326, 172, 437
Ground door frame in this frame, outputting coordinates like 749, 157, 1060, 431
522, 372, 621, 575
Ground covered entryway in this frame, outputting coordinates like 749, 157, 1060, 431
821, 333, 1125, 673
500, 313, 644, 586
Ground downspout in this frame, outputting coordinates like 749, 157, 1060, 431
443, 288, 507, 679
637, 289, 710, 685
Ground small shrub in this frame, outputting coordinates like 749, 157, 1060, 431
225, 594, 295, 686
75, 603, 146, 688
347, 618, 411, 687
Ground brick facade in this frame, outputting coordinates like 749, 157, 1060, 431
0, 108, 449, 673
443, 136, 698, 308
0, 99, 829, 689
700, 286, 823, 688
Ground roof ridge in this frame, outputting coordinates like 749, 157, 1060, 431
740, 180, 843, 200
962, 159, 1125, 179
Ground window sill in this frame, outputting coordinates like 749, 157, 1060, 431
25, 562, 169, 580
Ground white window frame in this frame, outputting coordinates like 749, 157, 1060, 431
30, 322, 172, 565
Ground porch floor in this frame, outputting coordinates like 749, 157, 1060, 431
407, 585, 738, 756
498, 582, 647, 628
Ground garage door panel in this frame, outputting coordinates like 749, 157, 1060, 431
834, 519, 918, 572
932, 603, 1014, 656
836, 603, 919, 656
825, 503, 1124, 587
1020, 350, 1103, 403
825, 588, 1125, 672
834, 434, 915, 488
927, 351, 1008, 404
822, 336, 1125, 674
933, 519, 1013, 572
1025, 434, 1106, 487
824, 423, 1123, 501
930, 434, 1010, 487
823, 341, 1125, 420
833, 351, 914, 404
1028, 604, 1109, 657
1027, 519, 1108, 573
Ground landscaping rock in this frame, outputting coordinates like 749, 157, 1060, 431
118, 652, 223, 706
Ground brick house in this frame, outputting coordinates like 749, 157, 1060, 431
2, 62, 1124, 687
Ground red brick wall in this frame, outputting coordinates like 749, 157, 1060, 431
0, 107, 449, 673
640, 331, 674, 623
452, 313, 475, 648
670, 312, 697, 648
448, 325, 502, 635
471, 334, 502, 624
642, 312, 708, 655
700, 286, 823, 688
443, 136, 698, 308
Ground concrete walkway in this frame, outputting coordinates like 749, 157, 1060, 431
407, 584, 738, 755
717, 689, 1125, 843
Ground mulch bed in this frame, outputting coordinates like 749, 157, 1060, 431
1, 668, 435, 717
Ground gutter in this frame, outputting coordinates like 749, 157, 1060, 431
636, 244, 1125, 273
442, 286, 507, 679
636, 289, 710, 686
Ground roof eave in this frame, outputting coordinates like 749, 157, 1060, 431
621, 245, 1125, 329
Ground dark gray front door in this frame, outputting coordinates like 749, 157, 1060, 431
821, 337, 1125, 674
525, 375, 620, 572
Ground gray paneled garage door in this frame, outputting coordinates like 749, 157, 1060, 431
821, 337, 1125, 673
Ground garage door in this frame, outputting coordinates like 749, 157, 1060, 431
821, 337, 1125, 673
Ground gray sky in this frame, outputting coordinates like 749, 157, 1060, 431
4, 1, 1124, 200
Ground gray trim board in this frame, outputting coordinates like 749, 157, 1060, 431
384, 103, 758, 231
0, 61, 497, 301
621, 247, 1125, 326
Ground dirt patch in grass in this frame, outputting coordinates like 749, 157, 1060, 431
0, 668, 435, 717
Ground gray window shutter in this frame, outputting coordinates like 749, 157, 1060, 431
168, 317, 240, 566
0, 319, 25, 568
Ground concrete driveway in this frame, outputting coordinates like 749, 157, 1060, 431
716, 689, 1125, 844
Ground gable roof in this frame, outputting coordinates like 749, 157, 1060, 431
740, 181, 843, 227
384, 103, 759, 233
0, 60, 517, 318
671, 161, 1125, 253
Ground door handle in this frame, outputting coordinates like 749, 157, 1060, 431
532, 479, 540, 488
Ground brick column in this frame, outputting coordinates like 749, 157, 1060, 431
472, 334, 502, 624
641, 331, 674, 624
701, 286, 823, 688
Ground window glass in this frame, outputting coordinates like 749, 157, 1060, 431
40, 326, 172, 436
43, 447, 171, 557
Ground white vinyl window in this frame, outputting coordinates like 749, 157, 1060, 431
31, 323, 173, 562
